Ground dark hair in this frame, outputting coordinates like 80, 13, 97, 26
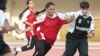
19, 0, 32, 19
80, 1, 89, 9
19, 7, 29, 19
0, 0, 7, 12
35, 2, 55, 16
26, 0, 32, 5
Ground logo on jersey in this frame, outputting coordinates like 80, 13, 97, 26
76, 26, 89, 31
87, 20, 90, 24
78, 19, 82, 24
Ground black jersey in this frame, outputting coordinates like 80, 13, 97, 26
65, 10, 95, 37
73, 15, 92, 36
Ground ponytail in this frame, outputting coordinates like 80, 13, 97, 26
19, 7, 29, 20
35, 9, 46, 16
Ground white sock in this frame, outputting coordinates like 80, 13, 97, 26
16, 47, 22, 52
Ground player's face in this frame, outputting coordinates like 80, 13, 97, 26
46, 5, 55, 16
28, 0, 34, 9
81, 8, 89, 16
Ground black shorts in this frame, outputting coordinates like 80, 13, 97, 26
0, 33, 10, 55
0, 43, 11, 55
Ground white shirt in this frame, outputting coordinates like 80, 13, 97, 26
64, 10, 95, 33
0, 10, 7, 29
21, 9, 30, 23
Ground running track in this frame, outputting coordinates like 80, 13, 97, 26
8, 42, 100, 56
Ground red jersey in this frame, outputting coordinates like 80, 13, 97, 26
36, 15, 67, 45
21, 10, 36, 37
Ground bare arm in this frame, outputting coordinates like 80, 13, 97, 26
15, 27, 33, 34
23, 21, 33, 27
66, 16, 75, 24
2, 19, 16, 33
64, 12, 75, 23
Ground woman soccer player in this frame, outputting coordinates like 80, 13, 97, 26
63, 1, 95, 56
32, 2, 73, 56
14, 0, 39, 56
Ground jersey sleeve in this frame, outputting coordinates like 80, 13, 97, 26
88, 12, 95, 34
33, 14, 46, 25
21, 10, 30, 23
64, 11, 80, 19
54, 13, 67, 24
0, 10, 7, 27
57, 12, 78, 21
56, 13, 67, 20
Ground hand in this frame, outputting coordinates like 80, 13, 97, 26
26, 27, 33, 31
67, 15, 75, 23
71, 15, 75, 21
0, 27, 8, 33
14, 23, 19, 30
87, 33, 94, 39
30, 24, 34, 28
15, 29, 22, 34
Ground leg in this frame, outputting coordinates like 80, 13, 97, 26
0, 33, 12, 56
64, 33, 78, 56
21, 36, 36, 51
62, 35, 67, 56
35, 39, 45, 56
33, 40, 51, 56
33, 43, 38, 56
44, 42, 51, 55
78, 38, 88, 56
14, 36, 36, 56
15, 37, 30, 53
3, 43, 12, 56
33, 50, 38, 56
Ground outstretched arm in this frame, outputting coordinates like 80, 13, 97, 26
64, 12, 75, 23
15, 27, 33, 34
56, 12, 75, 24
1, 20, 17, 33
